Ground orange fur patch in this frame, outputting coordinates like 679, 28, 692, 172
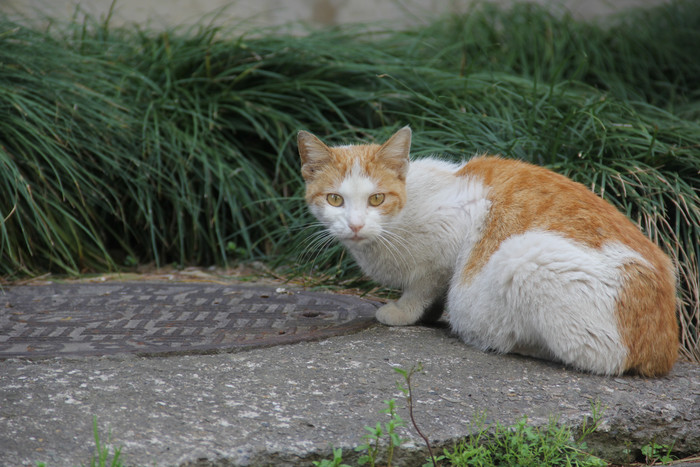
458, 156, 678, 376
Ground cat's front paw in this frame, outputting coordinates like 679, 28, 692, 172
376, 302, 417, 326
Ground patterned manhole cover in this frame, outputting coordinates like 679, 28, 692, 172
0, 282, 380, 359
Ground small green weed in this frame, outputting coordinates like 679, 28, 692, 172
641, 441, 676, 465
355, 398, 407, 467
313, 446, 351, 467
394, 364, 438, 467
35, 416, 124, 467
88, 415, 123, 467
312, 398, 406, 467
314, 365, 421, 467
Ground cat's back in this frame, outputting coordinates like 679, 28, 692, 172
458, 156, 658, 253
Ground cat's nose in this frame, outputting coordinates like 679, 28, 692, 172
349, 223, 364, 234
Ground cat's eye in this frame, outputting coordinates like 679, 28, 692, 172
368, 193, 385, 207
326, 193, 344, 207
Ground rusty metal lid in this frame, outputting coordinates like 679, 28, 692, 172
0, 282, 380, 359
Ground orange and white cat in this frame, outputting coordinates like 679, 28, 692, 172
297, 126, 678, 376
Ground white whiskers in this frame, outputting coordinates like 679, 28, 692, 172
296, 223, 338, 268
376, 226, 416, 272
296, 220, 416, 276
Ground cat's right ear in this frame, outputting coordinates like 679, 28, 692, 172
376, 126, 411, 180
298, 130, 331, 181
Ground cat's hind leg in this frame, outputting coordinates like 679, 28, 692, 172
447, 231, 635, 375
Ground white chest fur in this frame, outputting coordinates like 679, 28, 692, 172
346, 158, 491, 289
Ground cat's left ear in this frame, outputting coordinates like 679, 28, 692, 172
298, 130, 331, 181
376, 126, 411, 180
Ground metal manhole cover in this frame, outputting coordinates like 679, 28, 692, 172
0, 282, 381, 359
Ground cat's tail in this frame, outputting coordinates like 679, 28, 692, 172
616, 256, 679, 377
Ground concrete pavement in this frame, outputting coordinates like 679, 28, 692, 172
0, 280, 698, 466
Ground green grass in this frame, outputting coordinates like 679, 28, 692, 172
314, 412, 608, 467
438, 414, 606, 467
0, 1, 698, 361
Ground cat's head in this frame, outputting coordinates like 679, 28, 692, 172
297, 127, 411, 245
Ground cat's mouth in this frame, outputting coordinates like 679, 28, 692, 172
346, 233, 369, 244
